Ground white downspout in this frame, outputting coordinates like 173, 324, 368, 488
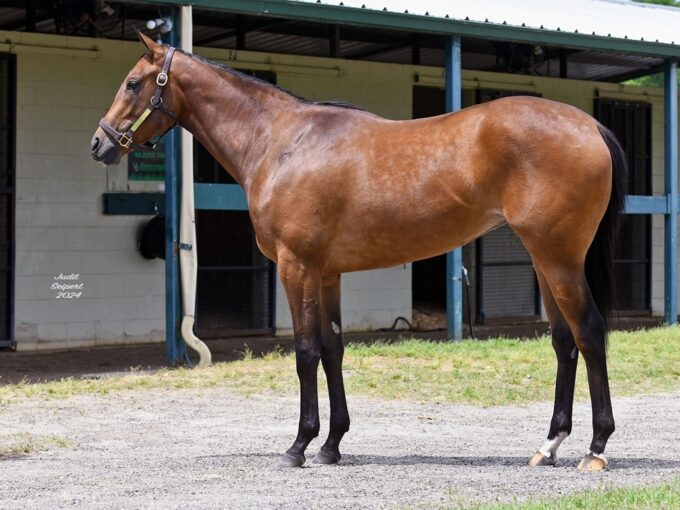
179, 4, 211, 367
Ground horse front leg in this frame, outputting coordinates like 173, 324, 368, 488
279, 257, 322, 468
314, 274, 350, 465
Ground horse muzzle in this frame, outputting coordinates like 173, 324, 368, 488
90, 128, 122, 165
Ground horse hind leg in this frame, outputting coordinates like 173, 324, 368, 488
529, 268, 579, 467
528, 253, 614, 471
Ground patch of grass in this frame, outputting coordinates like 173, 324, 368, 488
0, 433, 74, 457
1, 326, 679, 406
452, 478, 680, 510
341, 326, 680, 405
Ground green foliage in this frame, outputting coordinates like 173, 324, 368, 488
625, 73, 664, 88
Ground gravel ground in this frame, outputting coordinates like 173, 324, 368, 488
0, 387, 679, 509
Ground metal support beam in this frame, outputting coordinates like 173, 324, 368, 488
559, 48, 568, 78
411, 34, 420, 65
665, 60, 678, 325
445, 36, 463, 340
624, 195, 669, 215
236, 14, 246, 49
329, 24, 340, 58
26, 0, 36, 32
164, 7, 187, 364
195, 183, 248, 210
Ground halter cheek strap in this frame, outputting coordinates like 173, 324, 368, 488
99, 46, 177, 151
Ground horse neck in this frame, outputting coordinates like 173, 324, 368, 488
173, 53, 289, 190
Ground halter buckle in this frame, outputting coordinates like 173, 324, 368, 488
156, 72, 168, 87
118, 133, 133, 148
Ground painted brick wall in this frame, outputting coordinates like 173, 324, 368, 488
10, 31, 165, 350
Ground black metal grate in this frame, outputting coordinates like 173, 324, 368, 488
195, 210, 274, 337
477, 226, 539, 322
595, 99, 651, 313
0, 54, 15, 347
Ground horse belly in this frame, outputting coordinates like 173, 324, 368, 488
324, 199, 503, 274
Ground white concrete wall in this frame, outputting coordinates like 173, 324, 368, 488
9, 31, 165, 350
4, 30, 673, 349
274, 268, 412, 335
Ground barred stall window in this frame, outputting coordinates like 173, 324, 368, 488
595, 99, 652, 313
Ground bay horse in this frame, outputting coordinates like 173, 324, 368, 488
91, 33, 626, 471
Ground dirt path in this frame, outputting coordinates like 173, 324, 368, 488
1, 387, 679, 509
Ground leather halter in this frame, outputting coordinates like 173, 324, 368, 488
98, 46, 177, 151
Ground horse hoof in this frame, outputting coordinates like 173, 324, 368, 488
280, 452, 305, 468
528, 451, 556, 467
577, 452, 609, 472
313, 448, 341, 465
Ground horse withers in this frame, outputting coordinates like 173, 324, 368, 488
91, 32, 626, 471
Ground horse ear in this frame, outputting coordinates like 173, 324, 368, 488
136, 29, 160, 55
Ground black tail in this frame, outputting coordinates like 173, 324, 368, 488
586, 124, 628, 333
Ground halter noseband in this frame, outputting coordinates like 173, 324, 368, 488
99, 46, 177, 151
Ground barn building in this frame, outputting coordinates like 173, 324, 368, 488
0, 0, 678, 356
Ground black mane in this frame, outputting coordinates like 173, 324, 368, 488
179, 49, 365, 112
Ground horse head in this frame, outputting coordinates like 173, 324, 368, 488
91, 31, 179, 165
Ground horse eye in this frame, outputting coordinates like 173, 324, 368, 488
126, 80, 140, 91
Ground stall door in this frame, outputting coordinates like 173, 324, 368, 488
0, 54, 14, 348
595, 99, 651, 313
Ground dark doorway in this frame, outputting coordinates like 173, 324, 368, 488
595, 99, 652, 313
0, 54, 15, 348
193, 70, 277, 337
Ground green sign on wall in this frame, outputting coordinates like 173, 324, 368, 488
128, 140, 166, 181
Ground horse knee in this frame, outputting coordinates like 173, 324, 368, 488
295, 341, 320, 368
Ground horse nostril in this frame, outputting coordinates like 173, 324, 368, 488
91, 136, 101, 152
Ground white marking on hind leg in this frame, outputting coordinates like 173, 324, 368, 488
331, 321, 341, 334
538, 431, 569, 460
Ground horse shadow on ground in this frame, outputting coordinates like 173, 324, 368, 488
200, 453, 680, 471
341, 455, 680, 471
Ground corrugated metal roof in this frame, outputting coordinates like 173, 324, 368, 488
0, 1, 668, 81
298, 0, 680, 46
